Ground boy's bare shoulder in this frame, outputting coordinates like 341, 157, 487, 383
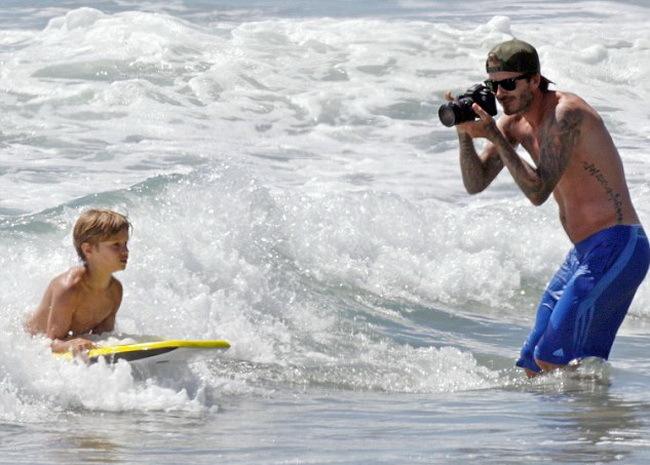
110, 276, 123, 296
48, 267, 87, 298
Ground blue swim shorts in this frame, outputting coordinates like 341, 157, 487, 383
516, 224, 650, 373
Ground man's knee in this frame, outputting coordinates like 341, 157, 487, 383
535, 357, 564, 373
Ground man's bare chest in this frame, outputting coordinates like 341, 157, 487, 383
519, 133, 540, 163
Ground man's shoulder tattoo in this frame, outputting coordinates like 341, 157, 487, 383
538, 108, 583, 183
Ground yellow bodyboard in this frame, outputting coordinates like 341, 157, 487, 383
56, 339, 231, 364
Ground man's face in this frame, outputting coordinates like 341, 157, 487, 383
486, 71, 535, 115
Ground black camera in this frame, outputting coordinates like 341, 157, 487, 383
438, 84, 497, 127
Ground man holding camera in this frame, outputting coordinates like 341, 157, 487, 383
446, 39, 649, 377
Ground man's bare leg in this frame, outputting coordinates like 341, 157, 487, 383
535, 358, 564, 374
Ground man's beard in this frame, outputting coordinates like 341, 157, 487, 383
500, 89, 533, 115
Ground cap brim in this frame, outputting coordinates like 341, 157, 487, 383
541, 75, 554, 85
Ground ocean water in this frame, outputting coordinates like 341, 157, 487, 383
0, 0, 649, 464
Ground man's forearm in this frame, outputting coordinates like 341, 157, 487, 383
488, 130, 548, 204
458, 132, 489, 193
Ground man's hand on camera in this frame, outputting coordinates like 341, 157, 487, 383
456, 103, 499, 141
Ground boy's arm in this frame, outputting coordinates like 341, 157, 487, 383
46, 286, 76, 340
46, 285, 94, 353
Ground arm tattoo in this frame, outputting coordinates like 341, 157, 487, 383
458, 133, 502, 193
535, 108, 582, 201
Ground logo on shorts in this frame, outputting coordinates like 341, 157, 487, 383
553, 348, 565, 358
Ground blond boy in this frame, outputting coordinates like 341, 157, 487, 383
26, 209, 130, 353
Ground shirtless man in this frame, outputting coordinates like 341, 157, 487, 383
448, 39, 649, 376
26, 209, 130, 353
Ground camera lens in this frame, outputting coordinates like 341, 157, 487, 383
439, 84, 496, 127
438, 104, 458, 127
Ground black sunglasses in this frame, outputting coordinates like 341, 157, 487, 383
484, 73, 533, 93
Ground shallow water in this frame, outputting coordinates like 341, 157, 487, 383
0, 1, 649, 464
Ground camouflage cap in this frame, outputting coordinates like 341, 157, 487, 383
486, 39, 540, 73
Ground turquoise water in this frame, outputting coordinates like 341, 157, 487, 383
0, 1, 649, 464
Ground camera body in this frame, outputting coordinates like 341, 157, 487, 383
438, 84, 497, 127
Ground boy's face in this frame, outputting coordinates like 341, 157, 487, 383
84, 229, 129, 272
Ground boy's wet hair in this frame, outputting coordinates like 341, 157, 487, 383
73, 209, 131, 262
